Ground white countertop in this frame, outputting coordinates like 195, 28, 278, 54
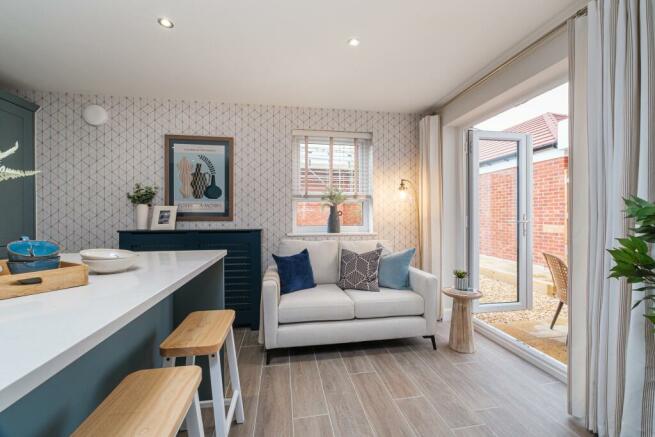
0, 250, 226, 412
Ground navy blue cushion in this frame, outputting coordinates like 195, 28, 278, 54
378, 247, 416, 289
273, 249, 316, 294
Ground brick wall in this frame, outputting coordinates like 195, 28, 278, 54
479, 156, 568, 266
296, 202, 363, 227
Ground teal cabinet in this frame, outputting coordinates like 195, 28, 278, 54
0, 91, 39, 258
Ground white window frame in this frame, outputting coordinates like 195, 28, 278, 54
292, 197, 373, 234
291, 130, 373, 234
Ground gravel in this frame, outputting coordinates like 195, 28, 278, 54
475, 274, 568, 324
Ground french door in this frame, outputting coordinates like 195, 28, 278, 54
467, 129, 533, 312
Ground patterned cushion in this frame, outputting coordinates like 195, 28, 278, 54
338, 248, 383, 291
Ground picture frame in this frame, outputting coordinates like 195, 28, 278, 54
164, 135, 234, 221
150, 205, 178, 230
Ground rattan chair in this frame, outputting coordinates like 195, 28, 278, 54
543, 252, 568, 330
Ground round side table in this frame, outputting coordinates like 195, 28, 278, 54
442, 287, 483, 353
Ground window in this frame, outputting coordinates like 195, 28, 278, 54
292, 130, 373, 233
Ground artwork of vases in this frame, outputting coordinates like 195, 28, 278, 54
177, 157, 193, 198
191, 163, 209, 199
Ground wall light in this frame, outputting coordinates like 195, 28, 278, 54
348, 38, 360, 47
398, 179, 410, 200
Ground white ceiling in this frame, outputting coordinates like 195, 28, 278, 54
0, 0, 577, 113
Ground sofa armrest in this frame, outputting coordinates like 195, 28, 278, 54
409, 267, 438, 335
261, 266, 281, 349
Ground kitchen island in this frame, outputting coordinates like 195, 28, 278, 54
0, 250, 226, 436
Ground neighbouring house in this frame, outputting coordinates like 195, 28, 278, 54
479, 112, 569, 266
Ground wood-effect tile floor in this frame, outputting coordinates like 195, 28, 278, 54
181, 322, 591, 437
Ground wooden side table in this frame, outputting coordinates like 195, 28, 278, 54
442, 288, 483, 353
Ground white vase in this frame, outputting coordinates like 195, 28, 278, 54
135, 204, 149, 230
455, 277, 469, 291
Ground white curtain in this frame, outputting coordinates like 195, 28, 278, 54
582, 1, 655, 436
418, 115, 442, 320
567, 12, 589, 421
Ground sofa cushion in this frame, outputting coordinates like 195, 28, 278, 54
338, 248, 383, 291
278, 239, 339, 284
272, 249, 316, 293
345, 288, 424, 319
278, 284, 355, 324
378, 247, 416, 289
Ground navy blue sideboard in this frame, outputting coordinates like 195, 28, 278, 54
119, 229, 262, 329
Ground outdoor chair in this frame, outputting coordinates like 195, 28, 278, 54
543, 252, 568, 330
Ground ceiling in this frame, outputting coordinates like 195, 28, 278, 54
0, 0, 577, 113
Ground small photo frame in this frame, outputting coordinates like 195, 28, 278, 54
150, 206, 178, 230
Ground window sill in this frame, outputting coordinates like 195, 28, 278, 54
286, 232, 378, 237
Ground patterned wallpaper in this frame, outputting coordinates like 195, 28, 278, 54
14, 90, 420, 267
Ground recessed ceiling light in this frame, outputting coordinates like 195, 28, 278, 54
348, 38, 360, 47
158, 17, 174, 29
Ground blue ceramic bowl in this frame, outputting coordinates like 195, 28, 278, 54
7, 256, 61, 275
7, 237, 61, 262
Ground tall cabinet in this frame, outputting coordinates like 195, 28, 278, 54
0, 91, 39, 258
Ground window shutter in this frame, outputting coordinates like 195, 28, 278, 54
292, 132, 372, 198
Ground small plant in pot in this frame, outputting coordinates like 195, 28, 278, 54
127, 184, 157, 230
321, 186, 346, 233
454, 269, 469, 291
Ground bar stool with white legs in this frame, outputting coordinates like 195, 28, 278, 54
72, 366, 205, 437
160, 309, 244, 437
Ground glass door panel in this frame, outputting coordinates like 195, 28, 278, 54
468, 130, 533, 313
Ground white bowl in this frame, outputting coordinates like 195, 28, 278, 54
81, 256, 138, 274
80, 249, 137, 260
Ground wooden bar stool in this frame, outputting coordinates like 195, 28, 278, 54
160, 309, 244, 437
72, 366, 204, 437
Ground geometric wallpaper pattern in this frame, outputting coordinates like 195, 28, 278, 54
14, 89, 420, 269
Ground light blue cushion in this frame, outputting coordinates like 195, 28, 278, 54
378, 247, 416, 289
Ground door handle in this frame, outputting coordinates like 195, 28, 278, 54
504, 215, 529, 236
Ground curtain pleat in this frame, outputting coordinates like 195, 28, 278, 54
568, 13, 590, 420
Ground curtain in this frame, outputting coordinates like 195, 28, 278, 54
568, 12, 589, 421
583, 1, 655, 436
418, 115, 442, 320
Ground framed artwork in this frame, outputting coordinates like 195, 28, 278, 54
164, 135, 234, 221
150, 205, 178, 230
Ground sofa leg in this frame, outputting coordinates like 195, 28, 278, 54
423, 335, 437, 350
265, 349, 271, 365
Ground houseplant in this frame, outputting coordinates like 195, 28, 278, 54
454, 269, 469, 291
0, 142, 39, 182
322, 186, 346, 233
608, 196, 655, 330
127, 184, 158, 230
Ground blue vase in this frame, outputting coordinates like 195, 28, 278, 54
204, 175, 222, 199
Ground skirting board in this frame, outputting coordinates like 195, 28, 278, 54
473, 318, 567, 382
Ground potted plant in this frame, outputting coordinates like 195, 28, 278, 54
454, 269, 469, 291
127, 184, 158, 230
322, 186, 346, 233
608, 196, 655, 331
0, 142, 39, 183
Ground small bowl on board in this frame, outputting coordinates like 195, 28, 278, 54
7, 256, 61, 275
7, 237, 61, 262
